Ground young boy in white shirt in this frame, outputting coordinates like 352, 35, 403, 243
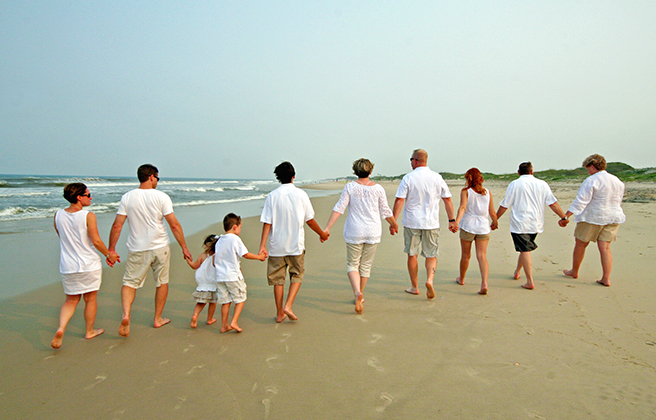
214, 213, 265, 332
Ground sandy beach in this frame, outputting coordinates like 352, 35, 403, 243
1, 180, 655, 419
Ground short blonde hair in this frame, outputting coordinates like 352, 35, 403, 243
352, 158, 374, 178
582, 154, 606, 171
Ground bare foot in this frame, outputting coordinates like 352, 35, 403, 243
521, 283, 534, 290
478, 288, 488, 295
190, 315, 198, 328
220, 325, 234, 333
85, 328, 104, 340
154, 317, 170, 328
355, 293, 364, 314
51, 330, 64, 349
118, 318, 130, 337
596, 280, 610, 287
563, 269, 578, 279
276, 313, 287, 323
426, 282, 435, 299
283, 308, 298, 321
229, 323, 243, 333
513, 270, 521, 280
207, 318, 217, 325
455, 277, 464, 285
405, 288, 419, 295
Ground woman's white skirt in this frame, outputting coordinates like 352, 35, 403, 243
61, 268, 102, 295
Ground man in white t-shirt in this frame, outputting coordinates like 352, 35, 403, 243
497, 162, 568, 290
259, 161, 329, 323
108, 164, 192, 337
392, 149, 456, 299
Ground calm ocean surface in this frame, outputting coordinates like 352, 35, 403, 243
0, 174, 340, 300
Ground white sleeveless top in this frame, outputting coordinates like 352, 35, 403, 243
55, 209, 102, 274
195, 254, 217, 292
459, 188, 491, 235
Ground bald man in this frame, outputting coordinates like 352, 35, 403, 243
392, 149, 456, 299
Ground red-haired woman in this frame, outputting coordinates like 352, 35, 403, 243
454, 168, 498, 294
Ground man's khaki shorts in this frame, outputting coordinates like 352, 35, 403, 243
122, 245, 170, 289
267, 253, 305, 286
403, 228, 439, 258
574, 222, 620, 243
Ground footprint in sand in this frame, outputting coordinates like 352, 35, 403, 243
266, 355, 282, 369
187, 365, 204, 375
280, 333, 291, 343
217, 345, 228, 355
251, 383, 258, 393
182, 344, 195, 353
262, 399, 271, 419
159, 360, 169, 366
370, 333, 382, 344
43, 355, 55, 361
465, 368, 492, 384
525, 409, 546, 419
375, 392, 394, 412
84, 374, 107, 390
425, 317, 444, 328
469, 338, 482, 349
105, 344, 119, 355
174, 396, 187, 410
367, 357, 385, 372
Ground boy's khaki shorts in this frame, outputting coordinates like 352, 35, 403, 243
122, 245, 170, 288
267, 253, 305, 286
217, 279, 247, 304
574, 222, 619, 243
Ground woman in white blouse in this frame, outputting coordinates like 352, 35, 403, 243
51, 183, 118, 349
453, 168, 498, 295
324, 159, 398, 314
561, 154, 625, 286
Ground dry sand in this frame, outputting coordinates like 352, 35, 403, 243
1, 180, 655, 419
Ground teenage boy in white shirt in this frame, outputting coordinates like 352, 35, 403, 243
259, 162, 329, 323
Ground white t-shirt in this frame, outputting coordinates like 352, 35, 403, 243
213, 233, 249, 282
55, 209, 102, 274
332, 181, 393, 244
117, 189, 174, 252
459, 188, 491, 235
395, 166, 452, 230
260, 183, 315, 257
499, 175, 557, 234
568, 171, 626, 225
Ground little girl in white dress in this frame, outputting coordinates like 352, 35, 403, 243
186, 234, 219, 328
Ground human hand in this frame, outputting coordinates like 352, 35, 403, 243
558, 218, 569, 227
448, 221, 458, 233
182, 248, 192, 261
389, 225, 398, 235
320, 231, 329, 243
491, 221, 498, 231
258, 250, 267, 261
259, 247, 269, 259
106, 251, 120, 267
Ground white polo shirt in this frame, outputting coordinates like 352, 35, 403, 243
117, 189, 173, 252
568, 170, 625, 225
260, 183, 315, 257
395, 166, 452, 230
499, 175, 557, 234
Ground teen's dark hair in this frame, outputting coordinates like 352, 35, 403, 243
274, 161, 295, 184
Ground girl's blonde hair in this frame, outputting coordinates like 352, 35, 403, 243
203, 234, 219, 254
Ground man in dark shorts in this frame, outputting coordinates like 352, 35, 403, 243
496, 162, 568, 289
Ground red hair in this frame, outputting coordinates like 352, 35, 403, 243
463, 168, 486, 195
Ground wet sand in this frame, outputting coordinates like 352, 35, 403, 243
1, 181, 655, 419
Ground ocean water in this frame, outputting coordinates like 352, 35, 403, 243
0, 174, 285, 234
0, 174, 340, 300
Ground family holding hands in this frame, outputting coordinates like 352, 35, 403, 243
51, 152, 625, 349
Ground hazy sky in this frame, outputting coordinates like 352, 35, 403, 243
2, 1, 654, 180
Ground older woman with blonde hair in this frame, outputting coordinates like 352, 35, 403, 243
453, 168, 498, 294
324, 158, 398, 313
561, 154, 625, 286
